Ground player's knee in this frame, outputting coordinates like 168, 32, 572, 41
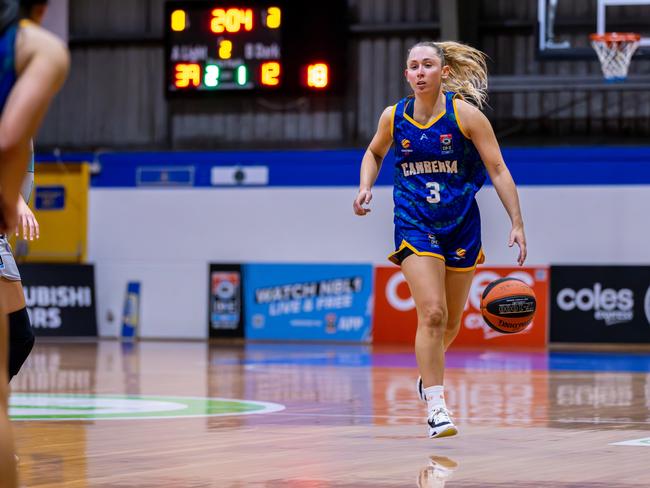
446, 319, 461, 335
8, 307, 35, 379
418, 304, 448, 333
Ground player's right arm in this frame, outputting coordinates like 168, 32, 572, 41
0, 23, 69, 232
353, 105, 394, 216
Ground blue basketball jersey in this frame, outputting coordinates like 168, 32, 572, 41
391, 92, 486, 234
0, 21, 17, 114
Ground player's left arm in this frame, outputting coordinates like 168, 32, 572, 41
455, 99, 527, 266
16, 192, 38, 241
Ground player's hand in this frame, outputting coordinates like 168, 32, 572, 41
508, 225, 527, 266
353, 188, 373, 216
16, 196, 39, 241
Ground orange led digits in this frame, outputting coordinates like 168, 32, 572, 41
266, 7, 281, 28
174, 63, 201, 88
171, 10, 186, 32
211, 8, 253, 33
260, 62, 280, 86
219, 40, 233, 59
306, 63, 329, 88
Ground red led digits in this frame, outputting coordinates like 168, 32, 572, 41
210, 8, 253, 33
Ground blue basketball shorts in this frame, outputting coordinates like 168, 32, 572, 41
388, 208, 485, 272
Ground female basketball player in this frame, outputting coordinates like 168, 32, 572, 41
353, 41, 526, 439
3, 0, 50, 389
0, 0, 69, 484
3, 146, 39, 385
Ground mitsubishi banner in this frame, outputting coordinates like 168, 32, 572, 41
550, 266, 650, 344
373, 266, 549, 348
244, 264, 373, 342
19, 264, 98, 336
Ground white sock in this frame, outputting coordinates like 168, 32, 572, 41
423, 385, 446, 413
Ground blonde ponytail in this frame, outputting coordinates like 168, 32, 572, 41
407, 41, 489, 109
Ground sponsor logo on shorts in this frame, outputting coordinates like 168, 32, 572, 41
456, 248, 466, 258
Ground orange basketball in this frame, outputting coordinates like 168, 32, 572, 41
480, 278, 537, 334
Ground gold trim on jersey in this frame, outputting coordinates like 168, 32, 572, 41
389, 104, 397, 138
445, 248, 485, 272
388, 239, 445, 265
402, 97, 446, 130
452, 94, 471, 139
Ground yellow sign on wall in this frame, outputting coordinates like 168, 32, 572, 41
15, 162, 89, 263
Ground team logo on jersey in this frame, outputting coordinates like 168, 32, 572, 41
440, 134, 453, 154
400, 138, 413, 154
420, 133, 428, 141
455, 248, 466, 258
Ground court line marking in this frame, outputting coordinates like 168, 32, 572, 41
610, 437, 650, 446
9, 394, 286, 421
263, 411, 650, 425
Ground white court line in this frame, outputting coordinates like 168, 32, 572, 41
263, 411, 650, 426
610, 437, 650, 447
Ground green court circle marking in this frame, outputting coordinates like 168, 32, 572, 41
9, 393, 285, 421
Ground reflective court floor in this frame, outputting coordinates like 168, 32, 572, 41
9, 340, 650, 487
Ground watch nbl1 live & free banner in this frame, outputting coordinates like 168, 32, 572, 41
18, 264, 98, 336
550, 266, 650, 344
373, 266, 549, 347
243, 264, 373, 342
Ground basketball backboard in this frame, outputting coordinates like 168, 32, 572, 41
538, 0, 650, 58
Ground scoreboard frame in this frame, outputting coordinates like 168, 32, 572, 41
164, 0, 348, 97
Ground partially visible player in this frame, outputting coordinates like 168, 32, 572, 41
353, 41, 526, 439
0, 0, 69, 485
3, 0, 49, 388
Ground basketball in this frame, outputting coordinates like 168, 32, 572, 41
480, 278, 537, 334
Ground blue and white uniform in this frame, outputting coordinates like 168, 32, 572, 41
0, 14, 32, 281
387, 92, 486, 271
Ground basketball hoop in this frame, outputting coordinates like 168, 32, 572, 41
590, 32, 640, 82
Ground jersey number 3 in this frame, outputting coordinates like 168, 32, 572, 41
426, 181, 440, 203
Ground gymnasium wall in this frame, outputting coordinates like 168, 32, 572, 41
35, 0, 650, 149
68, 147, 650, 338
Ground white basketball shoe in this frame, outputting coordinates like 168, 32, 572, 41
427, 407, 458, 439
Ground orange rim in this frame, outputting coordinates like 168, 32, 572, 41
590, 32, 641, 42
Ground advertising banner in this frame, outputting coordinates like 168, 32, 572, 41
243, 264, 373, 342
208, 264, 244, 338
550, 266, 650, 343
373, 266, 549, 348
19, 263, 97, 336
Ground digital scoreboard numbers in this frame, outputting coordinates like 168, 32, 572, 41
164, 1, 347, 96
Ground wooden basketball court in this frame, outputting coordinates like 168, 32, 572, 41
10, 340, 650, 487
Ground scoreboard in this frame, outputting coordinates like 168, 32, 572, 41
164, 1, 348, 96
